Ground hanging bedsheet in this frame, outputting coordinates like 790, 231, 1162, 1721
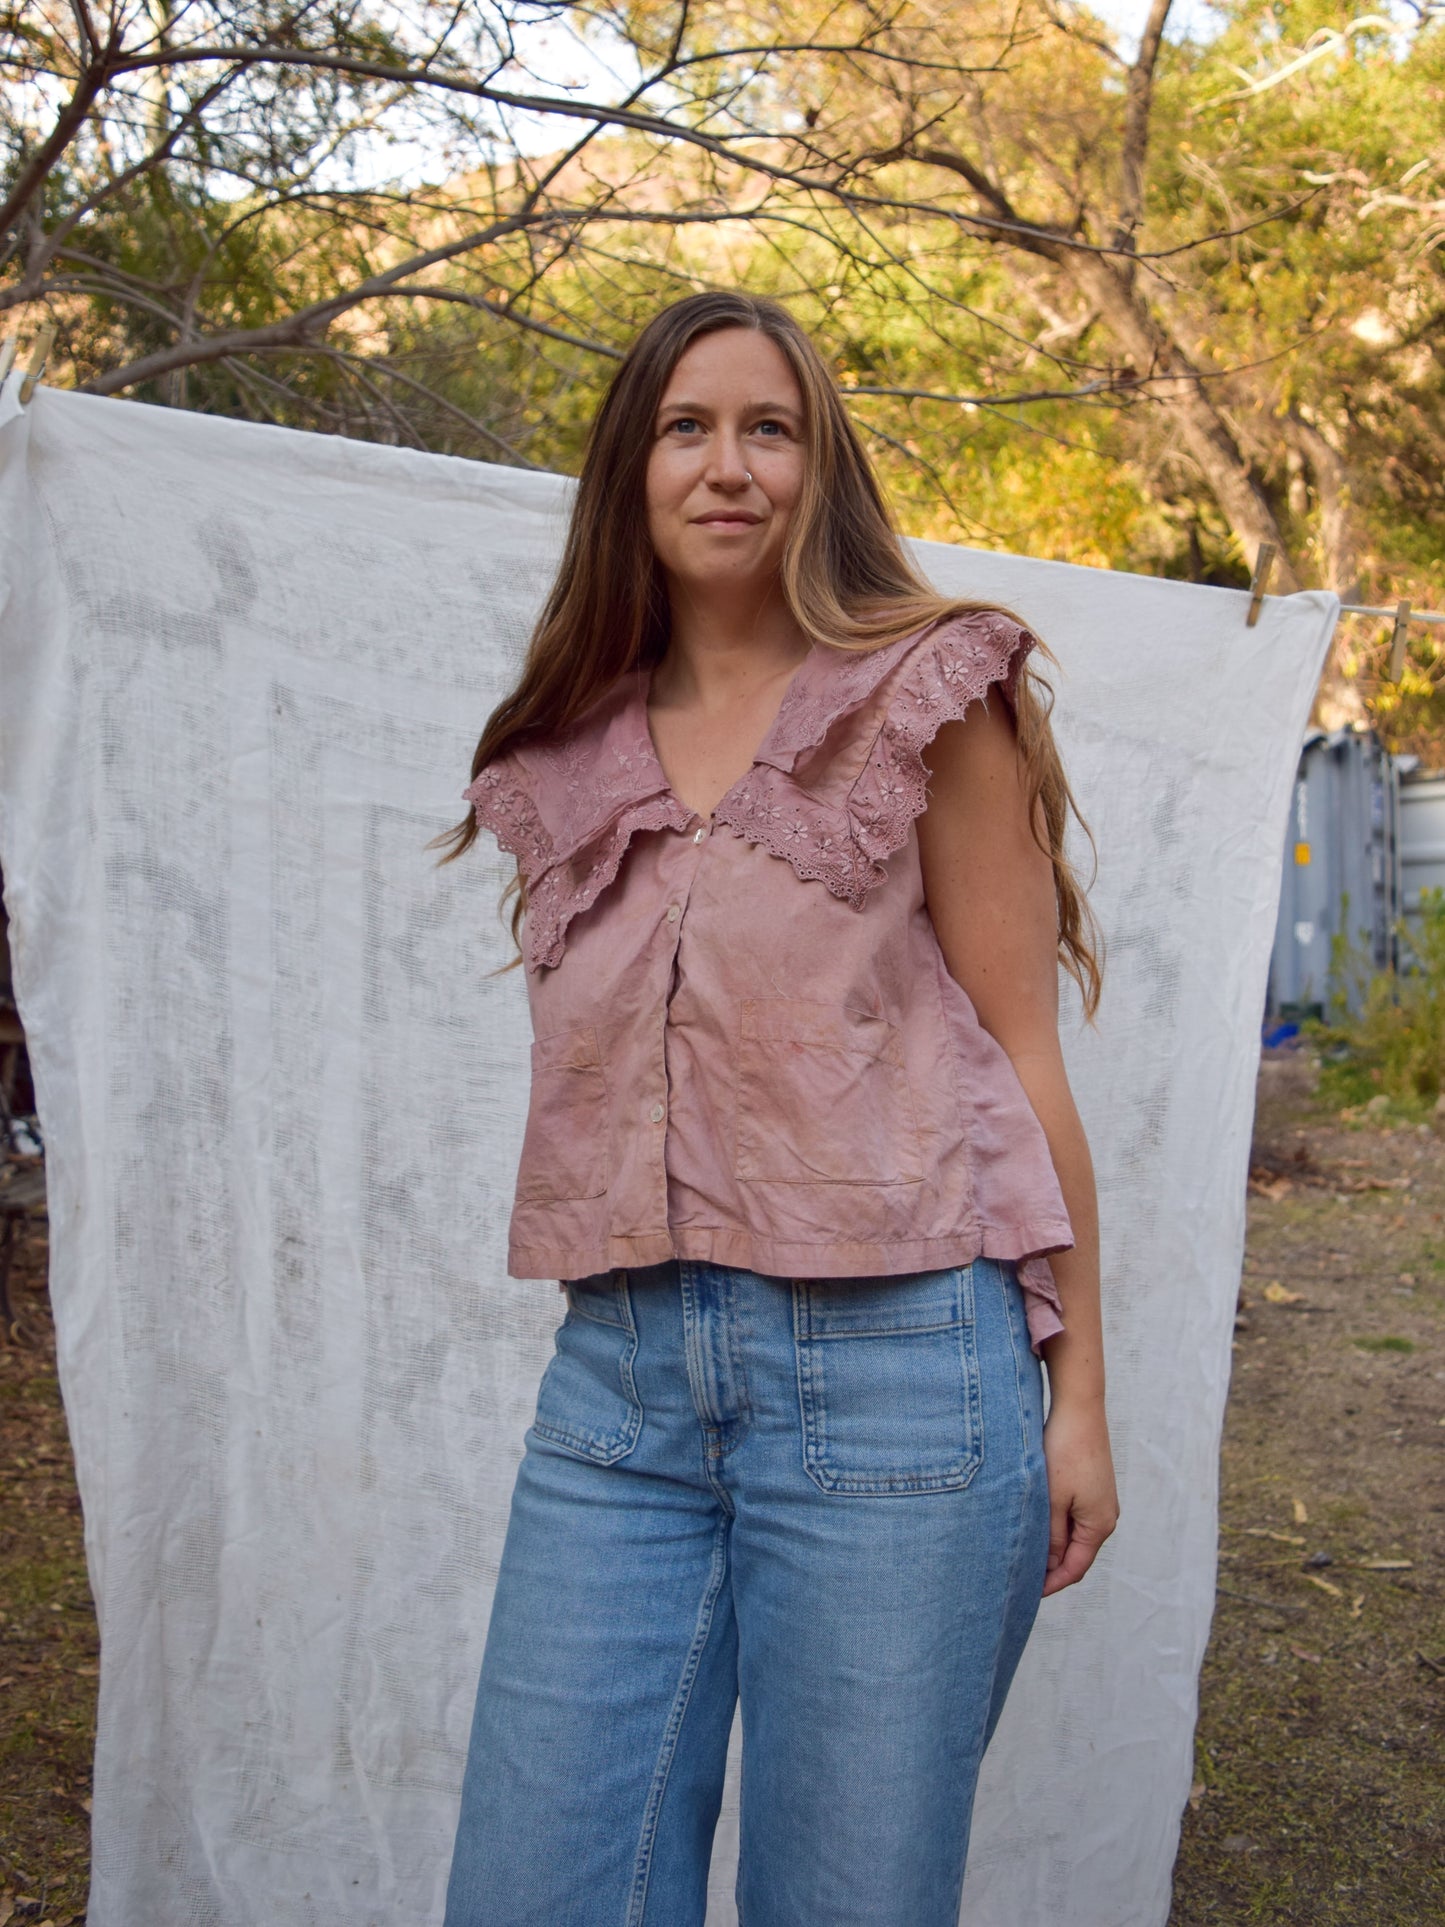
0, 377, 1338, 1925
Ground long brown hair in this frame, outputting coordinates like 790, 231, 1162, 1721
431, 290, 1103, 1017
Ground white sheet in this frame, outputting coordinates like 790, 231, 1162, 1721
0, 377, 1337, 1926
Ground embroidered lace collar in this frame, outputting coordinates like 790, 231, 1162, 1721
465, 608, 1034, 968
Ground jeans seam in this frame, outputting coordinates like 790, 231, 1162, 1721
985, 1262, 1044, 1739
626, 1513, 731, 1927
941, 1264, 1038, 1923
724, 1268, 754, 1437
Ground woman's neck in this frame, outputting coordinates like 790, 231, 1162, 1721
656, 583, 810, 709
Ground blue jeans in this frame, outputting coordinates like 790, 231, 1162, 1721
444, 1256, 1049, 1927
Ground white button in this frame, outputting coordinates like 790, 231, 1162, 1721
693, 826, 708, 843
649, 1101, 665, 1123
666, 903, 680, 923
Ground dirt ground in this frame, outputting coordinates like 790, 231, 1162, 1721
1, 1049, 1442, 1925
0, 1220, 94, 1927
1167, 1048, 1445, 1924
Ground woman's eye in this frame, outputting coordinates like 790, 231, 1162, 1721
660, 414, 791, 439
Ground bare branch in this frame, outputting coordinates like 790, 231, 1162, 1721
26, 67, 244, 289
364, 286, 623, 358
846, 376, 1132, 407
324, 347, 543, 465
0, 29, 120, 239
907, 145, 1067, 261
78, 207, 546, 394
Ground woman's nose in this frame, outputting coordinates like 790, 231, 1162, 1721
705, 432, 751, 488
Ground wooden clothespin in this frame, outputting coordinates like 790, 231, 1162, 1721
1388, 600, 1412, 682
1246, 542, 1276, 627
18, 322, 56, 405
0, 337, 16, 385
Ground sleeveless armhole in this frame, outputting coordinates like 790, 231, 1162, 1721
886, 614, 1067, 1355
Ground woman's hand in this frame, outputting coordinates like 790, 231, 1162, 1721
1041, 1396, 1118, 1597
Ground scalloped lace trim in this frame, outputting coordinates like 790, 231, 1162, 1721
465, 613, 1034, 964
507, 698, 664, 861
714, 611, 1035, 906
465, 760, 693, 969
464, 758, 552, 881
521, 795, 693, 969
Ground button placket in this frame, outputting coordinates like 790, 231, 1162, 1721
662, 817, 710, 941
649, 820, 711, 1194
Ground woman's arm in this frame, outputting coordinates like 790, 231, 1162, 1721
917, 690, 1119, 1596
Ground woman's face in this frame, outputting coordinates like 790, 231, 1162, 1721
644, 327, 806, 603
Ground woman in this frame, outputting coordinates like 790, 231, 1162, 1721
436, 290, 1118, 1926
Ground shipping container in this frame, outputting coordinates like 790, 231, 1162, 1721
1266, 728, 1401, 1021
1398, 765, 1445, 957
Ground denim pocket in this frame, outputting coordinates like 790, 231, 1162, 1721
532, 1272, 642, 1465
793, 1266, 983, 1494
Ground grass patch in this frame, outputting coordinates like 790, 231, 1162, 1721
1351, 1335, 1416, 1355
1320, 1498, 1370, 1528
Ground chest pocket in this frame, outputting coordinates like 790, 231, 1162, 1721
734, 998, 925, 1185
517, 1025, 609, 1202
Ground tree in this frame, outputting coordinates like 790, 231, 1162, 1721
4, 0, 1441, 739
2, 0, 1046, 449
734, 0, 1443, 723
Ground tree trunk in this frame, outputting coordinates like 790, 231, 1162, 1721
910, 141, 1302, 594
1061, 252, 1302, 593
1281, 413, 1362, 598
1279, 413, 1367, 727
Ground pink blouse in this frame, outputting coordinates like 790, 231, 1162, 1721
464, 609, 1073, 1350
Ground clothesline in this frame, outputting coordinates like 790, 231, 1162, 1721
1240, 545, 1444, 651
1337, 602, 1445, 627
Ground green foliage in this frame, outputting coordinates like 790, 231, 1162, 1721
452, 0, 1445, 654
7, 0, 1443, 751
1305, 887, 1445, 1116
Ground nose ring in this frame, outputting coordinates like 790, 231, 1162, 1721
744, 471, 752, 483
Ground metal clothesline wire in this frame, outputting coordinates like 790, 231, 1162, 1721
1338, 603, 1445, 627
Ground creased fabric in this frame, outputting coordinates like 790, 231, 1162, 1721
0, 376, 1337, 1927
466, 610, 1073, 1348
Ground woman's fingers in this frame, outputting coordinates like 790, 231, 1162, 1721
1041, 1511, 1114, 1596
1047, 1495, 1071, 1580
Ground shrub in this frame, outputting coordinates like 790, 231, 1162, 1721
1303, 887, 1445, 1117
